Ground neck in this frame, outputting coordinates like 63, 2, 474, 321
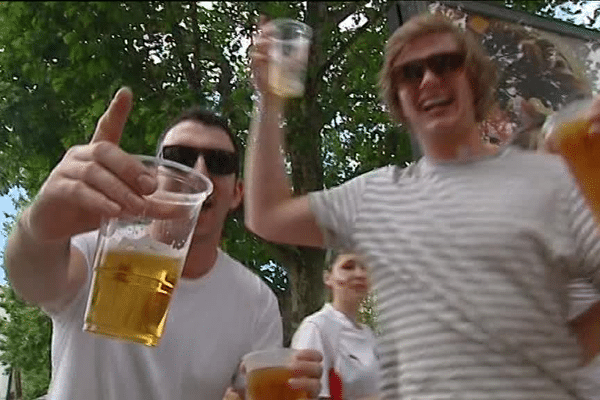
419, 124, 497, 163
180, 234, 220, 279
331, 298, 360, 325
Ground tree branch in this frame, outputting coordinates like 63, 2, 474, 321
315, 6, 386, 84
330, 2, 366, 27
178, 2, 234, 104
171, 24, 201, 92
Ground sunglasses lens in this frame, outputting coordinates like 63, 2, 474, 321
396, 52, 465, 85
430, 53, 465, 75
162, 146, 237, 176
204, 150, 238, 175
162, 146, 198, 168
402, 62, 425, 83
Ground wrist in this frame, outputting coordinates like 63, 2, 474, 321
256, 91, 285, 113
18, 205, 66, 246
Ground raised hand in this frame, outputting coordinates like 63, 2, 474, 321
249, 15, 275, 97
24, 87, 157, 242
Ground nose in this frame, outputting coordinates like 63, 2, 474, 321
354, 265, 368, 279
193, 156, 210, 175
419, 67, 442, 89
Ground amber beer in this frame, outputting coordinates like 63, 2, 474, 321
246, 367, 307, 400
545, 99, 600, 223
243, 348, 306, 400
84, 249, 183, 346
82, 155, 212, 345
268, 19, 312, 98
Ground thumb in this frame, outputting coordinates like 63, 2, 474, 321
90, 86, 133, 144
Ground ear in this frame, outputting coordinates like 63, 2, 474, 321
323, 270, 333, 288
229, 179, 243, 212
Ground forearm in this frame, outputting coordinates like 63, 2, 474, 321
245, 93, 292, 236
5, 206, 72, 304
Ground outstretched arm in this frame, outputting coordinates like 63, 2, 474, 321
5, 87, 157, 308
244, 20, 324, 248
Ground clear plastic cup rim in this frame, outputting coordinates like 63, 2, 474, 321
542, 97, 594, 140
242, 348, 296, 371
269, 18, 313, 38
137, 154, 214, 203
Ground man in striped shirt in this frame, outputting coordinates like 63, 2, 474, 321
247, 13, 600, 400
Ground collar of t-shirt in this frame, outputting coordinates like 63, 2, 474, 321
323, 303, 367, 336
419, 143, 512, 174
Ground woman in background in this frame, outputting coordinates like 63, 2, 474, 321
292, 253, 380, 400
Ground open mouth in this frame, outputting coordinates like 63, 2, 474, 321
422, 96, 453, 112
202, 195, 215, 211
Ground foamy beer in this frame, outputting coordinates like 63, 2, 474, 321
268, 19, 312, 98
543, 98, 600, 222
243, 348, 307, 400
83, 155, 212, 346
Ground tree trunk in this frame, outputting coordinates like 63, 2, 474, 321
284, 247, 326, 345
270, 244, 326, 345
14, 368, 22, 400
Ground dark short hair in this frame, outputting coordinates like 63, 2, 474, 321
156, 107, 240, 174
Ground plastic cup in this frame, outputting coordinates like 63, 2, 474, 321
268, 19, 312, 98
83, 155, 213, 346
243, 348, 307, 400
543, 98, 600, 221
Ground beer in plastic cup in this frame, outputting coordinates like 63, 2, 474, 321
543, 98, 600, 221
268, 19, 312, 98
83, 155, 212, 346
243, 348, 307, 400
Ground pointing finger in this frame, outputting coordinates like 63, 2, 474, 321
91, 87, 133, 144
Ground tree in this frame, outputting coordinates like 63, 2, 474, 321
0, 0, 403, 343
0, 286, 51, 400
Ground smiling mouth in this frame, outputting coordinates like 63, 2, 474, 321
351, 282, 369, 291
422, 97, 453, 112
202, 195, 214, 211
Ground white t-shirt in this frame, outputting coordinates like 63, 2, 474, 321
45, 230, 282, 400
292, 303, 380, 399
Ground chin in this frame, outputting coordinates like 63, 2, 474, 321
426, 117, 463, 138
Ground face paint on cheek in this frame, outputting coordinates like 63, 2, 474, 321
331, 275, 350, 286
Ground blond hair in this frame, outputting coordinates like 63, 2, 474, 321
379, 13, 498, 124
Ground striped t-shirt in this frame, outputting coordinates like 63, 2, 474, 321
309, 146, 600, 400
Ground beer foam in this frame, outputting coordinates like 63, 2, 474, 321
111, 233, 183, 258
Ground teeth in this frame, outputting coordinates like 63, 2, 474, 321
423, 97, 451, 110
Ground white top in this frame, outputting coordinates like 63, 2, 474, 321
292, 303, 380, 399
45, 230, 282, 400
309, 146, 600, 399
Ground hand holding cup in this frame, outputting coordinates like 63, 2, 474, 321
242, 348, 322, 400
543, 95, 600, 223
25, 87, 158, 242
250, 17, 312, 99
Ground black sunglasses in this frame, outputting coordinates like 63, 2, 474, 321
161, 145, 238, 176
394, 52, 466, 85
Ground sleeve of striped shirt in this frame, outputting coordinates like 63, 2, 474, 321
308, 172, 368, 252
567, 278, 600, 321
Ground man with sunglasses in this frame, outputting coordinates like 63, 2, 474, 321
246, 13, 600, 400
5, 88, 322, 400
